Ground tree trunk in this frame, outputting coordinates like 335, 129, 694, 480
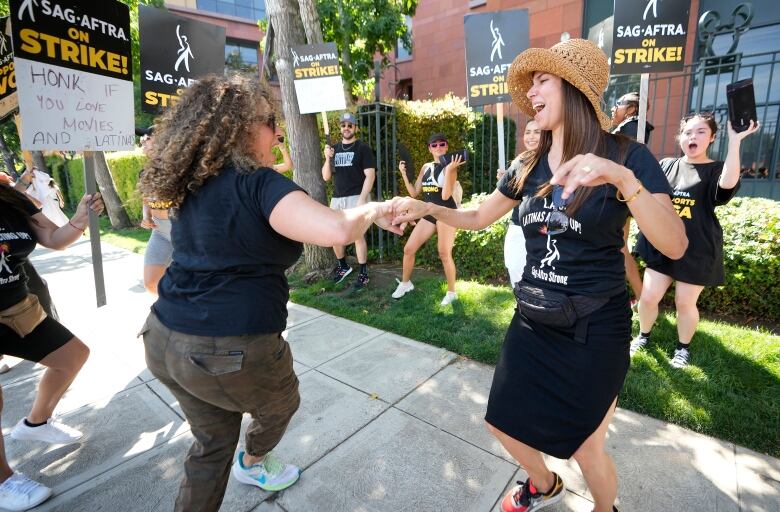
31, 151, 47, 175
267, 0, 335, 271
0, 132, 17, 178
336, 0, 353, 106
92, 151, 133, 229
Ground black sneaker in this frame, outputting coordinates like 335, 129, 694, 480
352, 273, 369, 291
331, 265, 353, 284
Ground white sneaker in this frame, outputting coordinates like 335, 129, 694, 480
629, 335, 649, 356
11, 418, 83, 444
391, 279, 414, 299
0, 473, 52, 511
440, 291, 458, 306
231, 451, 300, 492
670, 347, 691, 368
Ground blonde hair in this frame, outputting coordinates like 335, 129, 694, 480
139, 74, 277, 210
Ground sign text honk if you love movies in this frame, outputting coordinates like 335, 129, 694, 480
10, 0, 135, 151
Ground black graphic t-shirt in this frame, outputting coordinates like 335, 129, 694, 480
421, 163, 457, 209
498, 139, 671, 296
635, 158, 738, 286
332, 140, 376, 198
153, 167, 304, 336
0, 196, 40, 310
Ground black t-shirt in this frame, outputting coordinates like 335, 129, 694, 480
635, 158, 739, 286
153, 166, 304, 336
331, 140, 376, 198
0, 195, 40, 310
613, 117, 654, 145
498, 138, 671, 296
421, 163, 457, 209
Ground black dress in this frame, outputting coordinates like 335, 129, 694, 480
635, 158, 739, 286
487, 138, 671, 459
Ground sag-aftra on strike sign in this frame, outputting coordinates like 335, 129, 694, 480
10, 0, 135, 151
611, 0, 691, 75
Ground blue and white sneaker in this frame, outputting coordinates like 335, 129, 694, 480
231, 451, 300, 492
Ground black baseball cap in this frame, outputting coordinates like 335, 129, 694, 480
427, 133, 448, 144
135, 126, 155, 137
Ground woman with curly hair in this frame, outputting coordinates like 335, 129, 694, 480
138, 74, 398, 512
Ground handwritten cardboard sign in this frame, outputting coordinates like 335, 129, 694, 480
611, 0, 691, 75
0, 17, 18, 122
464, 9, 529, 107
291, 42, 346, 115
10, 0, 134, 151
139, 5, 225, 114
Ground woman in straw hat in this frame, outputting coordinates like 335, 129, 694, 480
390, 39, 687, 512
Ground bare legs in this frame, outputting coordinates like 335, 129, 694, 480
639, 268, 705, 345
487, 399, 619, 512
332, 235, 368, 266
143, 264, 166, 295
401, 219, 436, 283
435, 222, 457, 292
0, 387, 13, 482
26, 337, 89, 424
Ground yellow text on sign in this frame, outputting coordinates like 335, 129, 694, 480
613, 46, 682, 64
294, 65, 339, 79
470, 82, 508, 98
19, 28, 128, 75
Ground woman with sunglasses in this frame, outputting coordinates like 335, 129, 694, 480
138, 75, 399, 512
393, 133, 466, 306
632, 113, 759, 368
391, 39, 686, 512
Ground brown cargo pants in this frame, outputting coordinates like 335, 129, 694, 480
140, 312, 300, 512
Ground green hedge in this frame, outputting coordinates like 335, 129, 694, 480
412, 194, 779, 320
690, 197, 779, 319
53, 150, 147, 221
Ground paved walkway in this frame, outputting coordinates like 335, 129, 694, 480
1, 239, 778, 511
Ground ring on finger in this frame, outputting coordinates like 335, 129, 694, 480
582, 165, 593, 173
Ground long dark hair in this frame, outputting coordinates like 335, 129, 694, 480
0, 183, 38, 224
513, 79, 629, 215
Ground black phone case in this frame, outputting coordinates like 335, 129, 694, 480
439, 150, 468, 166
727, 78, 757, 133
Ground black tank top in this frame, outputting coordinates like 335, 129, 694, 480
421, 163, 456, 209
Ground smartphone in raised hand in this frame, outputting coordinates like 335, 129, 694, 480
727, 78, 757, 133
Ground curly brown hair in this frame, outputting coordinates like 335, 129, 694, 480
139, 74, 277, 210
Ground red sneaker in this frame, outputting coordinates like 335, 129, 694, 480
501, 472, 565, 512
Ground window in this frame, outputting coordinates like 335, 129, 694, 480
225, 39, 259, 74
396, 15, 412, 61
196, 0, 266, 21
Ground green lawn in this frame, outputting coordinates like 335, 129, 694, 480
289, 272, 780, 457
96, 216, 150, 254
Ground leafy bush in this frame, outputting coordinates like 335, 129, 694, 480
696, 197, 779, 320
55, 150, 147, 221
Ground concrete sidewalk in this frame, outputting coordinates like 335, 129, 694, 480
1, 239, 778, 512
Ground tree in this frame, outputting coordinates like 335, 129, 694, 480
90, 152, 133, 228
317, 0, 417, 102
266, 0, 335, 272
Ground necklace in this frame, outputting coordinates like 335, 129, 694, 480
340, 140, 357, 151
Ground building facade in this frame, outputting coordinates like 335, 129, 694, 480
381, 0, 780, 198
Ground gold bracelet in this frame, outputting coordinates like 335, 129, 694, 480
616, 183, 643, 203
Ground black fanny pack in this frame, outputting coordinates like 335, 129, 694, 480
513, 282, 624, 343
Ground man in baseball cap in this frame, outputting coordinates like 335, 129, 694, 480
322, 112, 376, 290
